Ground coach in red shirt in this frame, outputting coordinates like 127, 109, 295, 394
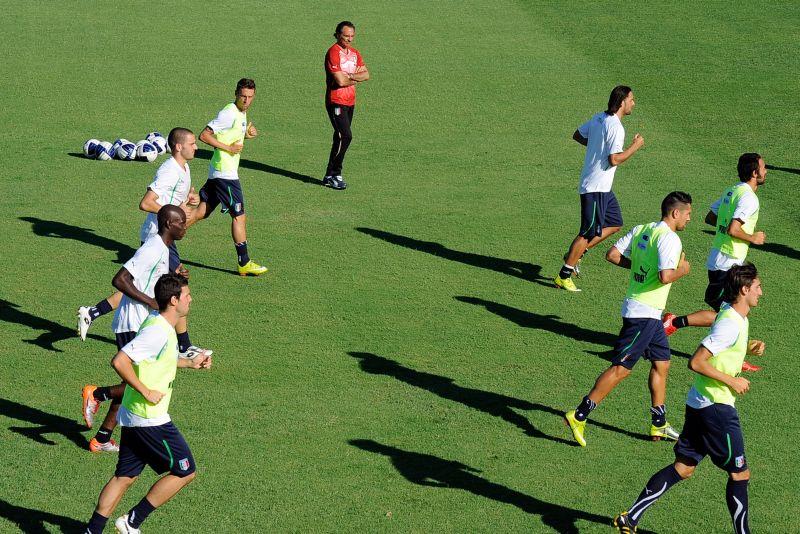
323, 21, 369, 190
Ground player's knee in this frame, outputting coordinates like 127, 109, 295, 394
674, 458, 696, 479
611, 365, 632, 379
114, 475, 138, 487
731, 469, 750, 481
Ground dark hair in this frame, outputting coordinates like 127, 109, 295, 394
154, 273, 188, 311
722, 262, 758, 304
737, 153, 762, 181
661, 191, 692, 217
157, 204, 184, 234
606, 85, 632, 115
167, 127, 193, 152
235, 78, 256, 95
335, 20, 355, 37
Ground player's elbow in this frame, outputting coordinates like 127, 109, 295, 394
605, 248, 618, 263
658, 272, 672, 284
608, 154, 621, 167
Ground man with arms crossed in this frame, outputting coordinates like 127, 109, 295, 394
84, 273, 212, 534
322, 20, 369, 190
554, 85, 644, 292
190, 78, 268, 276
613, 263, 762, 534
81, 206, 187, 452
565, 192, 692, 446
663, 153, 767, 371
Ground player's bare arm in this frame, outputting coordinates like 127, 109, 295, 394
139, 189, 162, 214
605, 246, 631, 269
331, 70, 357, 88
572, 130, 588, 146
111, 351, 165, 404
349, 67, 370, 82
199, 126, 242, 154
727, 219, 766, 245
658, 254, 690, 284
608, 133, 644, 167
112, 268, 158, 310
245, 122, 258, 139
689, 345, 750, 395
178, 354, 212, 369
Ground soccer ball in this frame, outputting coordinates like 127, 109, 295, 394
116, 141, 137, 161
150, 136, 168, 155
145, 131, 163, 143
83, 139, 100, 159
96, 141, 113, 161
110, 139, 124, 159
136, 140, 158, 162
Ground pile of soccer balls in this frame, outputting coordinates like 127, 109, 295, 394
83, 132, 169, 163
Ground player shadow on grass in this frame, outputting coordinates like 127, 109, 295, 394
356, 228, 551, 285
19, 216, 237, 275
0, 299, 114, 353
700, 229, 799, 261
350, 352, 577, 446
0, 398, 88, 450
765, 163, 800, 175
193, 148, 322, 186
0, 498, 84, 534
349, 440, 656, 534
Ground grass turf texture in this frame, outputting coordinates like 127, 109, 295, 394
1, 1, 798, 532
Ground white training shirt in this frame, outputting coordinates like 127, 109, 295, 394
686, 304, 741, 409
614, 221, 683, 320
207, 104, 246, 180
705, 185, 760, 271
139, 157, 191, 243
111, 235, 169, 334
117, 321, 174, 427
577, 112, 625, 194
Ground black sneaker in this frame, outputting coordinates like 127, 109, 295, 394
613, 512, 637, 533
323, 175, 347, 190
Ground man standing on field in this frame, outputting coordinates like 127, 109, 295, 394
554, 85, 644, 292
191, 78, 268, 277
323, 20, 370, 190
84, 273, 211, 534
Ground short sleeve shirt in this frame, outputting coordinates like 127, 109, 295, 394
206, 104, 246, 180
577, 112, 625, 193
706, 186, 760, 271
111, 235, 169, 333
139, 157, 191, 242
686, 305, 740, 409
117, 322, 173, 427
615, 221, 682, 319
326, 44, 365, 106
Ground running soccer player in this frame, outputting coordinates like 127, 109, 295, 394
613, 263, 762, 534
554, 85, 644, 292
81, 205, 187, 453
322, 20, 370, 190
191, 78, 268, 276
565, 192, 692, 447
77, 128, 211, 359
663, 153, 767, 371
84, 273, 212, 534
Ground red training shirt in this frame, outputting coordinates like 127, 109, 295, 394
325, 43, 364, 106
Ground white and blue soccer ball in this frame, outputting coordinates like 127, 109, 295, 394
110, 139, 124, 159
96, 141, 114, 161
145, 131, 163, 143
83, 139, 100, 159
116, 141, 137, 161
136, 140, 158, 162
150, 135, 168, 155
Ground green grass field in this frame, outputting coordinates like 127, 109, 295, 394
1, 2, 798, 532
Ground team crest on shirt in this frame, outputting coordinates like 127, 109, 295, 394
179, 458, 190, 471
735, 455, 745, 468
234, 203, 242, 213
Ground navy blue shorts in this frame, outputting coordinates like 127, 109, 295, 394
199, 178, 245, 217
579, 192, 623, 239
704, 269, 729, 312
115, 331, 137, 351
674, 404, 747, 473
611, 317, 671, 369
115, 421, 196, 478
